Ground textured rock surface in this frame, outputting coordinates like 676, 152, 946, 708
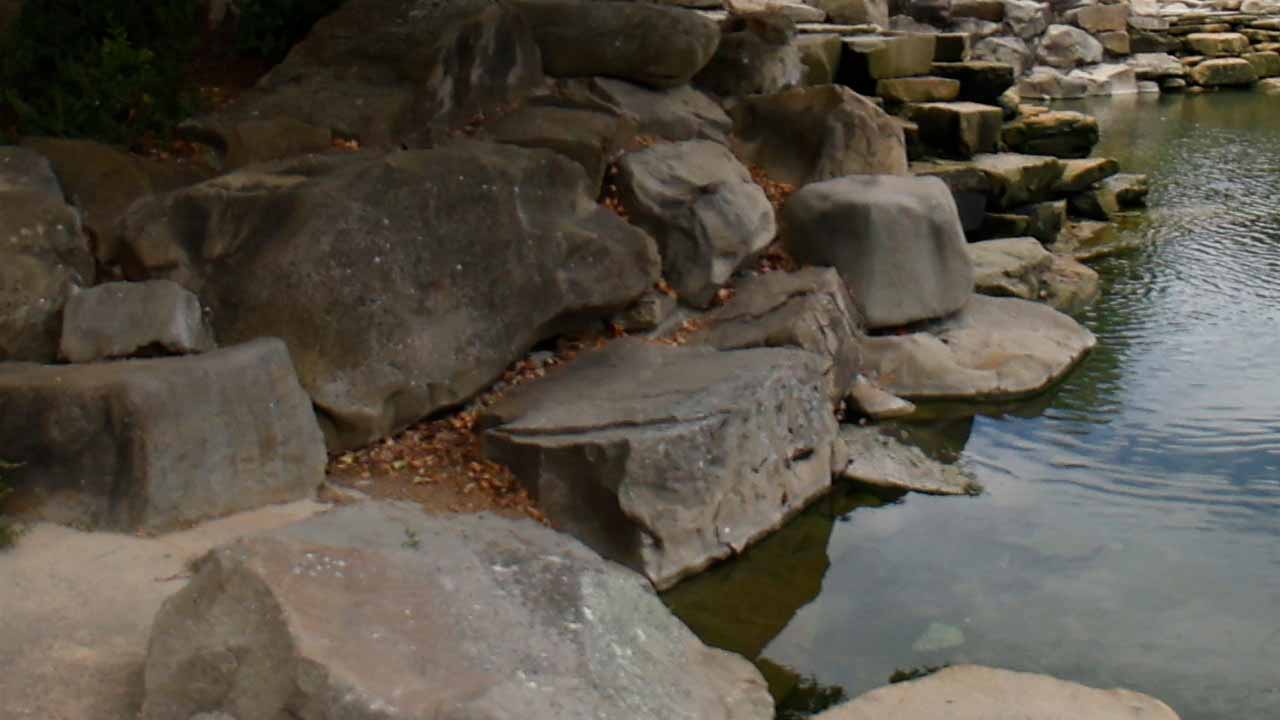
0, 338, 326, 532
972, 35, 1034, 75
907, 101, 1004, 158
0, 147, 93, 361
1036, 24, 1104, 68
619, 140, 775, 306
729, 84, 908, 186
811, 0, 889, 25
876, 76, 962, 103
848, 375, 917, 419
929, 60, 1017, 102
834, 426, 980, 495
798, 33, 846, 85
1054, 157, 1119, 194
483, 339, 836, 590
143, 502, 774, 720
839, 34, 938, 89
117, 144, 659, 450
1004, 0, 1050, 39
812, 665, 1181, 720
862, 294, 1096, 400
971, 152, 1065, 209
1184, 31, 1250, 56
695, 14, 804, 97
783, 174, 974, 329
967, 237, 1099, 312
576, 77, 733, 143
59, 280, 215, 363
1190, 57, 1258, 85
1018, 65, 1090, 98
1070, 63, 1139, 96
1069, 172, 1150, 219
480, 103, 635, 190
1002, 110, 1099, 158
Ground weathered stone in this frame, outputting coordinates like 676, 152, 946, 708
1036, 24, 1104, 68
1184, 31, 1251, 55
1009, 199, 1066, 244
861, 294, 1096, 400
1127, 52, 1187, 79
810, 0, 890, 25
951, 0, 1005, 20
613, 288, 678, 332
117, 144, 659, 450
577, 77, 733, 144
1260, 76, 1280, 91
951, 16, 1003, 37
143, 502, 773, 719
1004, 0, 1050, 39
783, 174, 974, 328
1162, 77, 1189, 91
970, 152, 1065, 209
1066, 3, 1128, 31
834, 426, 980, 494
0, 147, 92, 362
729, 84, 908, 186
797, 33, 846, 84
0, 338, 325, 532
1130, 27, 1182, 53
1244, 50, 1280, 77
997, 86, 1021, 118
1069, 173, 1150, 219
848, 375, 917, 418
690, 267, 862, 401
972, 35, 1034, 75
1098, 29, 1132, 54
909, 159, 992, 231
59, 280, 215, 363
967, 236, 1098, 311
876, 75, 962, 102
812, 665, 1180, 720
934, 32, 973, 61
520, 0, 720, 88
1069, 63, 1139, 95
483, 339, 837, 589
907, 101, 1004, 158
481, 104, 635, 189
930, 60, 1017, 102
978, 211, 1031, 238
1191, 55, 1258, 84
695, 15, 804, 96
1053, 156, 1120, 194
1002, 109, 1099, 158
1018, 64, 1090, 98
838, 33, 938, 90
1053, 219, 1140, 260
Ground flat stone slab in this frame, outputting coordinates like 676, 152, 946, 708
862, 294, 1097, 401
59, 280, 215, 363
834, 426, 980, 495
482, 339, 836, 589
848, 375, 916, 419
967, 237, 1100, 313
143, 502, 773, 720
0, 500, 327, 720
812, 665, 1181, 719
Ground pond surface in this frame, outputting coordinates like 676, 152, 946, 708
663, 91, 1280, 720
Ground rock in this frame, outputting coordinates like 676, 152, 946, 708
1127, 52, 1187, 79
1069, 63, 1139, 95
1183, 30, 1251, 55
1018, 64, 1090, 98
142, 502, 773, 720
1066, 3, 1128, 31
1053, 156, 1120, 194
952, 0, 1005, 20
1260, 76, 1280, 92
967, 237, 1098, 311
117, 144, 659, 451
810, 0, 890, 25
1069, 172, 1150, 219
929, 60, 1017, 102
1130, 27, 1181, 53
618, 141, 774, 306
798, 33, 846, 84
0, 147, 93, 362
860, 294, 1096, 400
1162, 77, 1189, 91
481, 104, 636, 189
0, 338, 325, 532
934, 32, 973, 62
951, 16, 1003, 37
783, 175, 974, 329
907, 101, 1004, 158
848, 375, 917, 418
1098, 29, 1132, 54
971, 152, 1064, 209
1053, 219, 1139, 260
1042, 252, 1101, 313
578, 77, 733, 144
613, 288, 678, 332
729, 84, 908, 186
1004, 0, 1050, 39
839, 33, 938, 90
1008, 199, 1066, 244
1137, 79, 1160, 93
972, 35, 1034, 75
695, 14, 804, 96
835, 426, 979, 494
997, 86, 1021, 118
978, 211, 1031, 239
183, 0, 543, 155
482, 339, 837, 590
876, 75, 962, 102
1244, 50, 1280, 77
811, 665, 1181, 720
909, 159, 992, 231
1002, 109, 1099, 158
58, 280, 215, 363
912, 622, 966, 651
690, 267, 862, 402
520, 0, 720, 88
1036, 24, 1104, 68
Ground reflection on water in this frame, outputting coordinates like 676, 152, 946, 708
664, 91, 1280, 720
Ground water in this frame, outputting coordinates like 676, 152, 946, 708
663, 91, 1280, 719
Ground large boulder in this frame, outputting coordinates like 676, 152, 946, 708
861, 294, 1096, 400
182, 0, 544, 159
1002, 109, 1100, 158
695, 13, 804, 97
479, 102, 636, 190
689, 267, 863, 401
0, 147, 93, 362
519, 0, 721, 88
143, 502, 773, 720
58, 280, 216, 363
0, 338, 325, 532
1066, 3, 1128, 32
813, 665, 1180, 720
1036, 24, 1104, 68
115, 143, 659, 450
1190, 57, 1258, 86
728, 84, 908, 186
617, 140, 775, 307
1183, 31, 1250, 56
1018, 65, 1090, 99
482, 339, 837, 590
783, 175, 974, 329
573, 77, 733, 144
972, 35, 1034, 75
1003, 0, 1050, 39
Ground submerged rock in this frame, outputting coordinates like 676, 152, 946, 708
834, 426, 980, 495
142, 502, 773, 720
911, 621, 967, 652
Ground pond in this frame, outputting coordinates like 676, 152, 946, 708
663, 91, 1280, 720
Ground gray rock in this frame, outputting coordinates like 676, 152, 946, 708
690, 267, 863, 401
1002, 109, 1099, 158
618, 140, 775, 307
59, 280, 215, 363
613, 288, 679, 332
143, 502, 773, 720
1190, 57, 1259, 85
480, 103, 636, 190
811, 665, 1181, 719
0, 338, 325, 532
520, 0, 721, 88
1069, 172, 1150, 219
848, 375, 917, 419
1003, 0, 1050, 39
1008, 199, 1066, 244
909, 159, 993, 231
972, 35, 1034, 75
578, 77, 733, 144
971, 152, 1065, 209
482, 339, 837, 590
116, 143, 659, 451
1098, 29, 1132, 55
783, 174, 974, 329
1065, 3, 1128, 31
861, 294, 1096, 400
810, 0, 890, 25
1036, 24, 1104, 68
1183, 31, 1250, 55
1069, 63, 1139, 96
1121, 52, 1187, 81
929, 61, 1017, 102
967, 237, 1099, 311
875, 76, 962, 102
1053, 219, 1143, 260
695, 14, 805, 96
729, 84, 909, 186
906, 101, 1004, 158
1053, 157, 1119, 194
950, 16, 1004, 37
835, 426, 979, 494
1018, 65, 1090, 99
0, 147, 93, 362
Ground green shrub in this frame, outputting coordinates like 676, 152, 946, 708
234, 0, 345, 63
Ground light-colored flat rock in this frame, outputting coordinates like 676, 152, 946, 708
848, 375, 916, 419
834, 426, 980, 495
